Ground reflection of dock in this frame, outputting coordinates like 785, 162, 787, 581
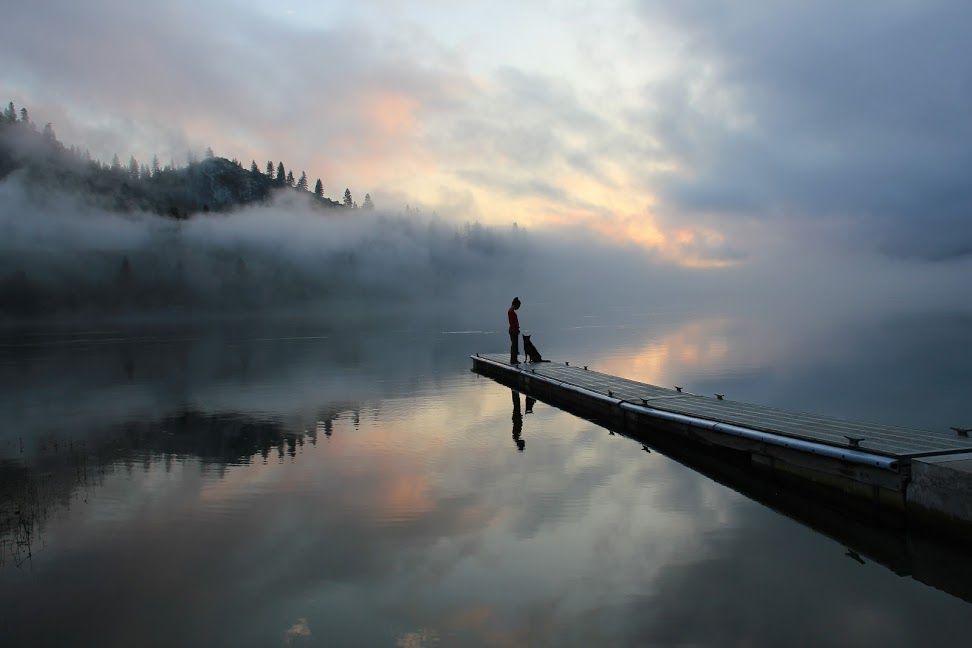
472, 354, 972, 531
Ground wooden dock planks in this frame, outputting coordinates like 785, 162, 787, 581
474, 353, 972, 460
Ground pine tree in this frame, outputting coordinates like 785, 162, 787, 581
286, 170, 295, 187
128, 155, 139, 178
111, 154, 122, 172
151, 155, 160, 176
296, 171, 308, 191
3, 102, 14, 123
205, 146, 215, 159
314, 179, 323, 199
343, 188, 353, 207
140, 163, 150, 180
276, 162, 285, 184
362, 193, 374, 210
266, 161, 274, 177
250, 160, 259, 174
42, 122, 56, 143
19, 107, 29, 125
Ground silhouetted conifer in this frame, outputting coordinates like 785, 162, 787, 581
205, 147, 215, 159
0, 102, 357, 220
363, 193, 374, 210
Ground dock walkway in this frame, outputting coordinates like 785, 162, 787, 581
474, 353, 972, 460
472, 353, 972, 529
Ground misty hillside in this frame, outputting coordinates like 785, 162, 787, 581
0, 101, 540, 321
0, 101, 350, 217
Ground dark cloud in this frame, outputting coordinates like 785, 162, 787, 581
636, 1, 972, 259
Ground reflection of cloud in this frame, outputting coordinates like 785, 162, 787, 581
597, 318, 734, 384
283, 617, 311, 646
395, 628, 438, 648
448, 604, 494, 630
377, 474, 434, 522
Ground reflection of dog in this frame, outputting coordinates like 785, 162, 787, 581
522, 335, 548, 363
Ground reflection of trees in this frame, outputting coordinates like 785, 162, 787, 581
0, 450, 90, 568
0, 404, 357, 568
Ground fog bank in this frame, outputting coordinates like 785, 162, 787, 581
3, 173, 972, 326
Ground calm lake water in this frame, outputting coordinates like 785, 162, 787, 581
2, 304, 972, 646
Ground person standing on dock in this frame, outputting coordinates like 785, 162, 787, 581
508, 297, 521, 364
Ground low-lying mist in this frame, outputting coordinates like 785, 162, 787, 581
0, 179, 483, 317
2, 172, 971, 327
0, 174, 707, 322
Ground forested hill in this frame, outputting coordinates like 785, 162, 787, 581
0, 101, 375, 217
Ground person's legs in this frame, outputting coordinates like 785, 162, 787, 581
510, 331, 519, 363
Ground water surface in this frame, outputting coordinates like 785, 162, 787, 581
2, 306, 972, 646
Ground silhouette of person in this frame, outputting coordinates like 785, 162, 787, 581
508, 297, 521, 364
512, 389, 525, 451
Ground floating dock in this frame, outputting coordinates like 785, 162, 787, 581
472, 353, 972, 530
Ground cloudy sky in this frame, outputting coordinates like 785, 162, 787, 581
3, 0, 970, 266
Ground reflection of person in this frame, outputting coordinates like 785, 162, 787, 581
512, 389, 525, 451
508, 297, 521, 364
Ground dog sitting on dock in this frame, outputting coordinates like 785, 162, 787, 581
522, 335, 548, 363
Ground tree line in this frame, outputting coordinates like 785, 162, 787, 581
1, 101, 374, 214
